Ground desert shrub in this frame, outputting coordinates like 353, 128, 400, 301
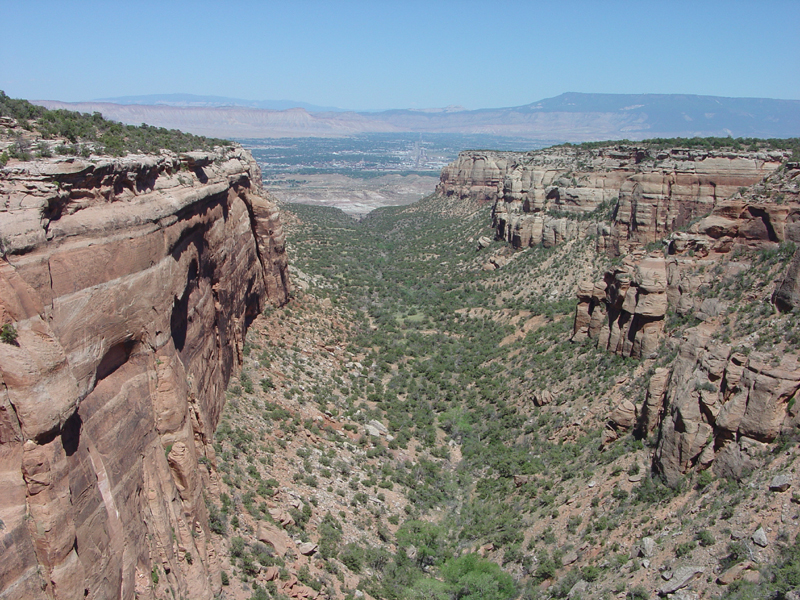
340, 543, 364, 573
1, 323, 18, 344
675, 541, 695, 558
628, 585, 649, 600
440, 553, 517, 600
0, 91, 229, 155
696, 530, 715, 547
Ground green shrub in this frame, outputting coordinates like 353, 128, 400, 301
534, 551, 558, 582
340, 543, 364, 573
1, 323, 18, 345
696, 469, 714, 489
0, 91, 230, 155
230, 536, 246, 558
440, 553, 517, 600
696, 530, 715, 547
628, 585, 649, 600
240, 371, 254, 394
675, 541, 695, 557
581, 565, 601, 582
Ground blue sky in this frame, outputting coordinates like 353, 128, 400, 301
1, 0, 798, 110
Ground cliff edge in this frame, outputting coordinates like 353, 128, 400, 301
0, 146, 289, 599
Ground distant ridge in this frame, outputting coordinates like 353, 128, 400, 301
34, 92, 800, 141
94, 93, 349, 113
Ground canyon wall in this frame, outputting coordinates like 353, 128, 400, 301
0, 148, 289, 599
440, 144, 797, 362
437, 145, 788, 254
439, 144, 800, 484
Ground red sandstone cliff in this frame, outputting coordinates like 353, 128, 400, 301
438, 144, 800, 485
0, 147, 289, 599
436, 145, 789, 254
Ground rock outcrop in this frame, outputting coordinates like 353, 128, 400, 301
573, 253, 668, 358
0, 147, 289, 599
470, 143, 800, 487
654, 325, 800, 485
569, 163, 800, 482
773, 247, 800, 312
437, 145, 788, 254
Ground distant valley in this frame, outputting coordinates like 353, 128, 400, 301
244, 134, 540, 215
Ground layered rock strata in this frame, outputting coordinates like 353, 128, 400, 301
574, 165, 800, 482
574, 165, 800, 358
572, 253, 668, 359
437, 145, 788, 254
0, 148, 289, 599
654, 326, 800, 485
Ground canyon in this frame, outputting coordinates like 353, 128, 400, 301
2, 97, 800, 600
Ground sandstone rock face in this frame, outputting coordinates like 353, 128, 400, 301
573, 253, 668, 359
437, 146, 787, 254
0, 148, 289, 599
659, 566, 705, 595
774, 247, 800, 312
654, 324, 800, 485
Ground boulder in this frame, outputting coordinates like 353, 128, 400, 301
769, 474, 792, 492
562, 551, 579, 565
717, 561, 752, 585
568, 580, 588, 598
269, 507, 296, 527
257, 522, 291, 557
658, 566, 704, 595
752, 527, 769, 548
533, 390, 553, 406
742, 570, 761, 584
368, 420, 388, 434
298, 542, 318, 556
641, 536, 657, 558
365, 424, 383, 437
610, 400, 637, 429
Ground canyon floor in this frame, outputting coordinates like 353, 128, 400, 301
264, 172, 438, 217
207, 191, 800, 600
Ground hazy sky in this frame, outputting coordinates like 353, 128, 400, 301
2, 0, 798, 110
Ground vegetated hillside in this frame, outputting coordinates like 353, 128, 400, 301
207, 149, 800, 600
0, 91, 228, 162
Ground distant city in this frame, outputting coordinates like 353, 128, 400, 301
239, 133, 547, 182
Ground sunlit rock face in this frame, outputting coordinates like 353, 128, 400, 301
0, 147, 289, 599
437, 145, 787, 253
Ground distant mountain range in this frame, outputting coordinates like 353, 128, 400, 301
34, 92, 800, 141
93, 93, 349, 113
